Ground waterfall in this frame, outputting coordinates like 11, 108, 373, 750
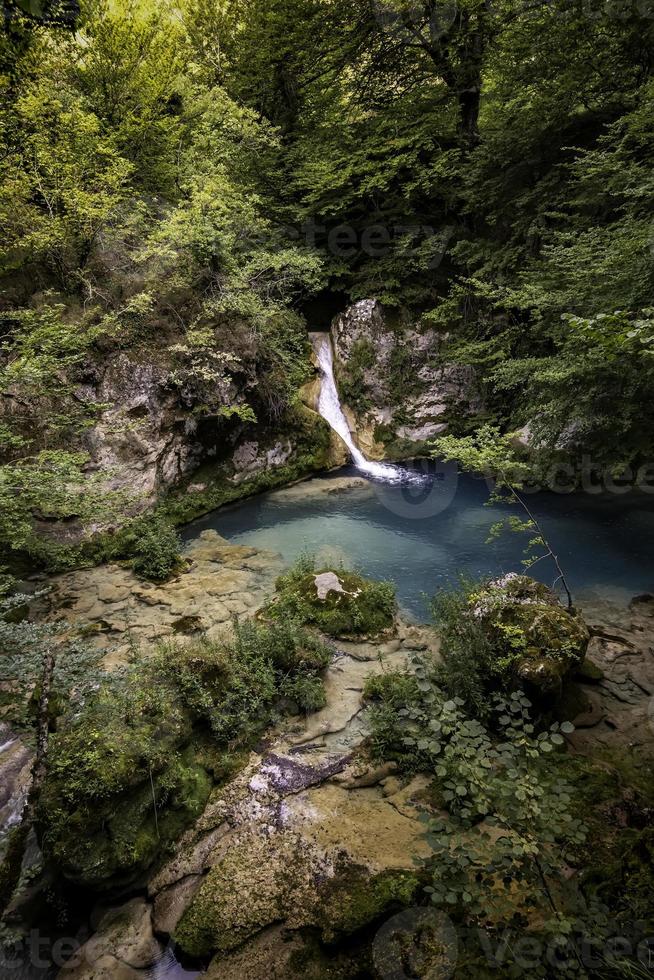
314, 337, 406, 482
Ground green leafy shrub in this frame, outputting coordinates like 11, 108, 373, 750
266, 558, 396, 638
364, 670, 424, 766
430, 580, 496, 719
233, 615, 331, 675
39, 616, 330, 890
367, 653, 585, 920
280, 673, 327, 713
431, 576, 589, 708
131, 516, 183, 582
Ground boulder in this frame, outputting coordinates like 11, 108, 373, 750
470, 574, 590, 696
329, 300, 481, 455
266, 566, 397, 639
58, 898, 162, 978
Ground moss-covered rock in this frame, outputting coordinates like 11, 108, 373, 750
469, 574, 589, 696
38, 685, 212, 891
265, 561, 396, 639
37, 618, 329, 891
318, 867, 420, 942
174, 836, 419, 960
174, 833, 319, 958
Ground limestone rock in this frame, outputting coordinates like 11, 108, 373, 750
330, 299, 481, 455
471, 574, 590, 696
205, 926, 311, 980
58, 899, 162, 977
152, 875, 203, 935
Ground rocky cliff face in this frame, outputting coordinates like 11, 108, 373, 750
330, 299, 481, 457
80, 354, 204, 499
75, 348, 331, 518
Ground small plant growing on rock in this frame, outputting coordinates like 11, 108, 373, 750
266, 556, 396, 639
434, 425, 574, 608
131, 515, 183, 582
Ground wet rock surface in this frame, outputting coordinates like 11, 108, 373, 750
45, 530, 283, 667
331, 299, 481, 454
0, 723, 32, 850
566, 594, 654, 756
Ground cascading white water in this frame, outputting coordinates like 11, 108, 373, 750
314, 337, 407, 482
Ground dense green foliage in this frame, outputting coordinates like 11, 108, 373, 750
0, 0, 326, 561
2, 0, 654, 558
37, 614, 330, 889
365, 647, 654, 976
0, 589, 101, 729
1, 0, 653, 562
215, 0, 654, 472
266, 555, 397, 638
130, 515, 182, 582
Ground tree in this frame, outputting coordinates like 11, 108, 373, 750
434, 425, 574, 608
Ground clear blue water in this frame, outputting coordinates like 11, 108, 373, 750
183, 461, 654, 621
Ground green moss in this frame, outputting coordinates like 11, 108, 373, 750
37, 684, 212, 890
319, 867, 420, 941
174, 835, 308, 957
574, 656, 605, 682
266, 559, 396, 639
37, 616, 330, 891
470, 575, 589, 695
550, 753, 654, 925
